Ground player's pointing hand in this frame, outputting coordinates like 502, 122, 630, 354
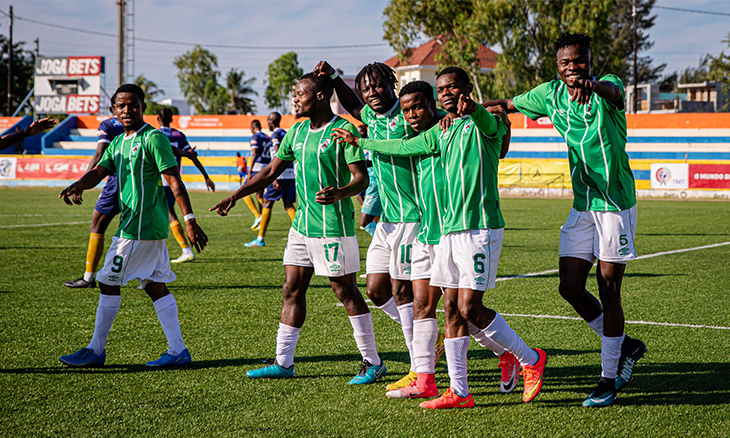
209, 196, 237, 216
331, 128, 359, 147
457, 94, 477, 116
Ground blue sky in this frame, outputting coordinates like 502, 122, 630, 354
1, 0, 728, 113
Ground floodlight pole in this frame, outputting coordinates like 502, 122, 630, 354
632, 0, 638, 114
116, 0, 124, 88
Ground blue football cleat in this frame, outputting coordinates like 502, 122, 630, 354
246, 359, 295, 379
348, 359, 386, 385
59, 348, 106, 367
146, 348, 192, 367
244, 237, 265, 247
582, 379, 617, 407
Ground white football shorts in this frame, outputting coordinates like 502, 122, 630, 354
410, 239, 436, 281
366, 221, 421, 280
430, 228, 504, 291
559, 205, 638, 264
283, 228, 360, 277
96, 237, 176, 288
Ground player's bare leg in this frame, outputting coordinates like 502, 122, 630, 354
558, 257, 603, 322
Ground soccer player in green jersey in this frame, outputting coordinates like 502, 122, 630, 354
58, 84, 208, 368
209, 73, 385, 384
333, 69, 547, 408
314, 60, 442, 391
484, 32, 646, 407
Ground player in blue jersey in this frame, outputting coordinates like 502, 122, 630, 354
64, 114, 126, 288
242, 120, 272, 230
245, 112, 297, 248
156, 108, 216, 263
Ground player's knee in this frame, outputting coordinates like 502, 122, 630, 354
558, 279, 583, 301
458, 301, 479, 323
282, 282, 302, 304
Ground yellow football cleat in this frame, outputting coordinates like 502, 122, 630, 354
434, 332, 445, 365
385, 370, 417, 391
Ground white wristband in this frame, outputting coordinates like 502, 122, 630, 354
183, 213, 195, 222
329, 71, 339, 80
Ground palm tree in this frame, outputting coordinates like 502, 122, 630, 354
134, 74, 164, 102
225, 69, 257, 115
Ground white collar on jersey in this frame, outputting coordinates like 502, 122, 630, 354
374, 99, 400, 117
122, 123, 149, 140
309, 115, 338, 133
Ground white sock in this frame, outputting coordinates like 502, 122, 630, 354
587, 313, 604, 337
601, 334, 625, 379
412, 318, 438, 374
377, 297, 401, 324
349, 313, 381, 366
468, 322, 505, 356
153, 294, 186, 356
83, 271, 95, 282
482, 313, 539, 367
397, 303, 416, 372
444, 336, 470, 397
275, 323, 300, 369
182, 246, 194, 256
87, 294, 121, 355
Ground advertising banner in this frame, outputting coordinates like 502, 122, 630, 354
34, 56, 104, 115
524, 115, 554, 129
650, 163, 689, 189
688, 164, 730, 189
0, 157, 17, 179
15, 157, 89, 180
0, 117, 23, 131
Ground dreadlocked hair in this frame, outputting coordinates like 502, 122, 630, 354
355, 62, 397, 98
554, 32, 592, 51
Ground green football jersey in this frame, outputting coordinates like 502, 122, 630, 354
512, 74, 636, 211
277, 116, 365, 238
360, 102, 421, 223
97, 124, 178, 240
414, 153, 446, 245
360, 105, 507, 235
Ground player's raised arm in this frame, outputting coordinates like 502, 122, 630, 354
59, 165, 113, 206
486, 105, 512, 159
210, 157, 290, 216
460, 95, 499, 137
331, 128, 434, 158
481, 98, 517, 113
314, 61, 364, 121
0, 118, 56, 150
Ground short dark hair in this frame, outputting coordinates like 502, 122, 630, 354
158, 107, 174, 125
299, 72, 334, 100
554, 32, 592, 51
251, 119, 262, 130
399, 80, 435, 103
111, 83, 145, 105
268, 111, 281, 126
436, 67, 470, 87
355, 62, 397, 98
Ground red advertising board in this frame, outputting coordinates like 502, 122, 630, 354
524, 115, 554, 129
688, 164, 730, 189
15, 157, 89, 180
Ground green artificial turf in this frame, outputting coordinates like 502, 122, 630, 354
0, 188, 728, 437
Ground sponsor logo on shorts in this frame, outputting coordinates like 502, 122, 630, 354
329, 263, 342, 272
107, 275, 119, 282
618, 247, 631, 256
404, 267, 411, 275
475, 276, 485, 285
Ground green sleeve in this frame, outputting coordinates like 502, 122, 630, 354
276, 125, 296, 162
470, 104, 499, 137
360, 105, 373, 125
359, 125, 439, 157
148, 131, 178, 172
341, 122, 365, 164
96, 138, 117, 173
513, 82, 551, 120
598, 74, 626, 111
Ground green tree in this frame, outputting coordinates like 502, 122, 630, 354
265, 52, 303, 113
173, 45, 220, 114
134, 74, 164, 102
382, 0, 664, 99
225, 68, 257, 114
706, 32, 730, 111
0, 35, 35, 116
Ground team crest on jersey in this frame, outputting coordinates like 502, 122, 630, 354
319, 138, 331, 153
463, 120, 473, 134
131, 142, 141, 155
388, 117, 398, 131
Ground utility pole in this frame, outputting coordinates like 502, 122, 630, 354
7, 5, 13, 116
34, 38, 39, 57
632, 0, 638, 114
116, 0, 124, 88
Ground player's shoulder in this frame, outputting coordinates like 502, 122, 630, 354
333, 116, 357, 131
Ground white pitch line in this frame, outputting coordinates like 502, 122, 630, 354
495, 241, 730, 282
0, 221, 88, 229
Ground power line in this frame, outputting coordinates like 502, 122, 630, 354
1, 11, 389, 50
654, 5, 730, 17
